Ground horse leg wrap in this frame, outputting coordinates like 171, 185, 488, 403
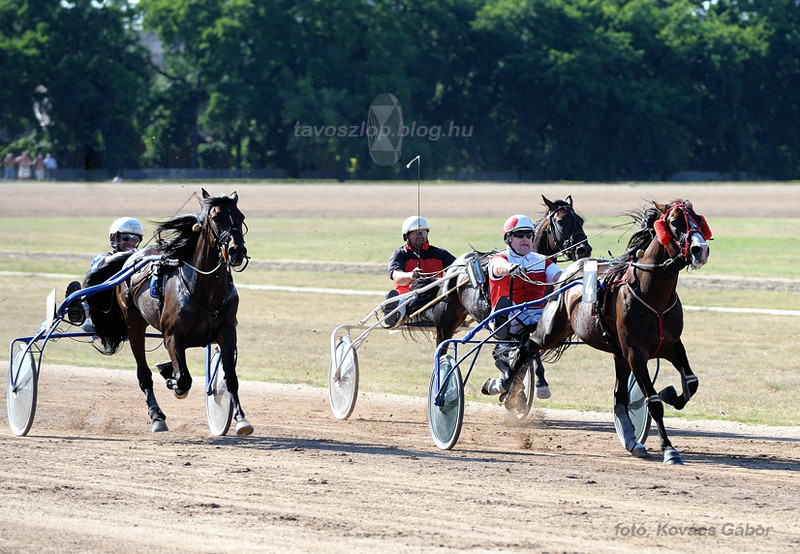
684, 374, 699, 399
658, 385, 680, 407
143, 389, 165, 422
647, 395, 665, 420
156, 360, 173, 381
148, 406, 166, 422
613, 403, 637, 452
533, 354, 546, 383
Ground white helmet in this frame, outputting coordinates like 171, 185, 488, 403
503, 214, 535, 240
402, 216, 429, 239
109, 217, 143, 248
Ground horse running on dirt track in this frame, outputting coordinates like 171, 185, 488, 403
432, 195, 592, 399
524, 200, 711, 464
84, 189, 252, 435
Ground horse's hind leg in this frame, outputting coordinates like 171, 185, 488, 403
658, 340, 699, 411
612, 356, 646, 458
129, 328, 168, 432
532, 354, 551, 399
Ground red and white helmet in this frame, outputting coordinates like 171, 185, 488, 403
502, 214, 535, 240
109, 217, 143, 248
402, 216, 430, 239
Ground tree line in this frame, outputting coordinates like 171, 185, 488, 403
1, 0, 798, 181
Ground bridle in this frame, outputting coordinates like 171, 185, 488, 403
623, 201, 712, 356
541, 203, 587, 259
645, 201, 712, 271
199, 202, 250, 273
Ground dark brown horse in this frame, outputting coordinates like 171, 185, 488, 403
431, 195, 592, 399
525, 200, 711, 464
86, 190, 251, 434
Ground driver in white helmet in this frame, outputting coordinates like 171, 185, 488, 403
481, 214, 562, 397
65, 217, 144, 325
383, 216, 456, 327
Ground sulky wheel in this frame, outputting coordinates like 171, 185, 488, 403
7, 344, 38, 437
427, 355, 464, 450
328, 335, 359, 420
504, 362, 534, 422
205, 347, 234, 436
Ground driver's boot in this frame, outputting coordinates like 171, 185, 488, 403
481, 344, 514, 396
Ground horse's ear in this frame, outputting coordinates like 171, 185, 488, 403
201, 188, 210, 199
542, 195, 555, 210
566, 195, 573, 206
654, 202, 668, 214
231, 191, 238, 204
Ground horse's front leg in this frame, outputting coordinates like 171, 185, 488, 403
217, 334, 253, 436
658, 340, 699, 411
627, 350, 683, 464
129, 322, 168, 432
163, 336, 192, 399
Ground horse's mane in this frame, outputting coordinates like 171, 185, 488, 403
603, 205, 662, 282
155, 193, 239, 260
155, 214, 202, 260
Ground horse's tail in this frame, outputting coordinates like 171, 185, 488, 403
82, 252, 134, 355
540, 333, 575, 364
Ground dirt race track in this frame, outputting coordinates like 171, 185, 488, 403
2, 182, 800, 553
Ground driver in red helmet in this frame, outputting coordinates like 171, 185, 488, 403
383, 215, 456, 327
481, 214, 563, 397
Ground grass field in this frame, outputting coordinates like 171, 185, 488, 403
1, 196, 799, 426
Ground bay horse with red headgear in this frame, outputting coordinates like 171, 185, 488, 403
524, 200, 711, 463
85, 189, 252, 434
432, 195, 592, 399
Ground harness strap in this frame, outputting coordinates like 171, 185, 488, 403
625, 283, 678, 357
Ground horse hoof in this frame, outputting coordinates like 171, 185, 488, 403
535, 385, 551, 400
630, 443, 648, 458
235, 420, 254, 436
151, 419, 168, 433
173, 389, 189, 400
663, 447, 683, 465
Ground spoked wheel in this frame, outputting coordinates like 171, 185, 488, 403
205, 347, 234, 436
626, 373, 651, 444
504, 362, 534, 422
329, 335, 359, 420
7, 344, 38, 437
427, 355, 464, 450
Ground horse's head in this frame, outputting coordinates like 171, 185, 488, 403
201, 189, 249, 269
541, 195, 592, 261
654, 200, 711, 270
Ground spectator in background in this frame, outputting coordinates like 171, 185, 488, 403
44, 153, 57, 181
33, 153, 46, 181
15, 151, 32, 180
3, 153, 15, 180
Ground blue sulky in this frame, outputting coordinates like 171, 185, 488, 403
7, 254, 230, 437
428, 280, 585, 451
